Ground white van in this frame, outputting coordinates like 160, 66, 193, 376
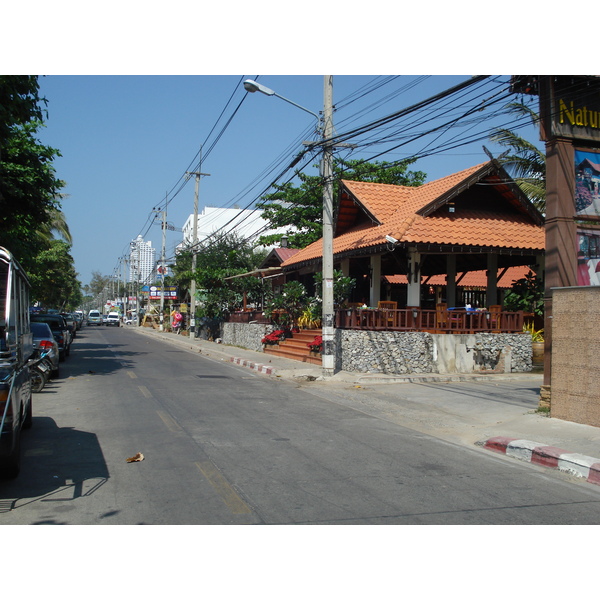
88, 310, 102, 325
106, 312, 121, 327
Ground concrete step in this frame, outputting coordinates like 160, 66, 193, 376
263, 329, 322, 365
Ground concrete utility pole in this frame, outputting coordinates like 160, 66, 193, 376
159, 206, 167, 331
187, 160, 210, 337
321, 75, 335, 377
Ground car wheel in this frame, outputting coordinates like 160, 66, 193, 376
51, 365, 60, 378
23, 395, 32, 429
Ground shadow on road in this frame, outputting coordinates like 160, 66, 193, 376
0, 417, 109, 517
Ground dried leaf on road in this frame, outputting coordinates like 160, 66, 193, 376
126, 452, 144, 463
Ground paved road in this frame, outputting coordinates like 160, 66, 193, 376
2, 325, 600, 524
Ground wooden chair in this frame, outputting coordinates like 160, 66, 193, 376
435, 303, 448, 331
488, 305, 501, 331
377, 301, 397, 327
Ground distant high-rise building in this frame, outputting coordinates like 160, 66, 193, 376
129, 235, 156, 284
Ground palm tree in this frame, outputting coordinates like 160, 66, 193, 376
490, 101, 546, 213
37, 199, 72, 244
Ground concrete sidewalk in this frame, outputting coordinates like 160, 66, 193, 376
128, 325, 600, 487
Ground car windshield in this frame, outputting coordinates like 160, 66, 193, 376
31, 322, 52, 337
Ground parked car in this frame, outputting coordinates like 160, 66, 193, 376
30, 321, 60, 377
105, 312, 121, 327
87, 310, 102, 326
72, 312, 83, 330
31, 314, 72, 361
60, 312, 77, 339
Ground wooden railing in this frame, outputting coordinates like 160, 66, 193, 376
335, 308, 524, 334
227, 310, 271, 324
226, 307, 525, 334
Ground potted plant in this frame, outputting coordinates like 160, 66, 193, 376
523, 322, 544, 366
307, 335, 323, 355
262, 329, 285, 346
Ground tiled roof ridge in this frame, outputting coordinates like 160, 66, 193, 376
340, 161, 488, 195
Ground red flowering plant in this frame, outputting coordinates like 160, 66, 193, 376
262, 330, 285, 345
307, 335, 323, 353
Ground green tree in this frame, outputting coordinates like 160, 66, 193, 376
171, 232, 267, 320
256, 158, 426, 248
0, 76, 65, 269
503, 270, 544, 316
89, 271, 112, 297
490, 101, 546, 213
29, 239, 82, 310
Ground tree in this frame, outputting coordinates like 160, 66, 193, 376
256, 158, 427, 248
0, 76, 66, 268
503, 270, 544, 317
171, 232, 267, 320
89, 271, 112, 297
28, 239, 82, 310
490, 101, 546, 213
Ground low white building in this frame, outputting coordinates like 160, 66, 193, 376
181, 206, 291, 250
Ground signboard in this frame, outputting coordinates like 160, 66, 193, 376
575, 148, 600, 219
146, 286, 178, 300
540, 76, 600, 143
577, 226, 600, 286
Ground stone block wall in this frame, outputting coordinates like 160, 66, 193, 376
222, 322, 274, 353
337, 330, 531, 375
551, 287, 600, 427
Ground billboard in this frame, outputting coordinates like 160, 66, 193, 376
146, 286, 178, 300
577, 226, 600, 286
575, 148, 600, 219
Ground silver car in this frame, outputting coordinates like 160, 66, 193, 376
30, 321, 60, 377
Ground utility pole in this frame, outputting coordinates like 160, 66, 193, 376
186, 156, 210, 338
159, 203, 168, 331
321, 75, 335, 377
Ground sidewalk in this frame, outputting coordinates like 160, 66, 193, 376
128, 325, 600, 487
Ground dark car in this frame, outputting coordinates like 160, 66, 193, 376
30, 321, 60, 377
31, 314, 72, 361
72, 312, 83, 330
60, 313, 77, 339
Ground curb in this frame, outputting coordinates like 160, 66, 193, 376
481, 436, 600, 486
230, 356, 275, 375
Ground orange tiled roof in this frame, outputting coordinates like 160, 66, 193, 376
282, 161, 544, 268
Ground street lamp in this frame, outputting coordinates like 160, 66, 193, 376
243, 79, 321, 122
244, 77, 336, 377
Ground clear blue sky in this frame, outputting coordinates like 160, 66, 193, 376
5, 4, 575, 292
36, 74, 543, 287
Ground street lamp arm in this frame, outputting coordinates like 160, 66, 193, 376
243, 79, 320, 122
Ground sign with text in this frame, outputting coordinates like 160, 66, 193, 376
542, 76, 600, 143
146, 286, 178, 300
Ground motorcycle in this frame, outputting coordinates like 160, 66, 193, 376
28, 349, 52, 393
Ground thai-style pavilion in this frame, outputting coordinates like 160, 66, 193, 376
279, 159, 545, 310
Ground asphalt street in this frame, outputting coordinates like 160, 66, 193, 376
2, 325, 600, 525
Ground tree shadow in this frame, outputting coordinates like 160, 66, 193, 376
0, 417, 110, 516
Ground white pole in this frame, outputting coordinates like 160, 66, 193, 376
321, 75, 335, 377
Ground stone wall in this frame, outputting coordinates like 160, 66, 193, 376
337, 330, 531, 375
551, 286, 600, 427
222, 322, 532, 375
222, 322, 274, 353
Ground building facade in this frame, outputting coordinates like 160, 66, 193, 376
129, 235, 156, 285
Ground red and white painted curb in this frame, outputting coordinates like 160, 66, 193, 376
230, 357, 275, 376
483, 436, 600, 486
